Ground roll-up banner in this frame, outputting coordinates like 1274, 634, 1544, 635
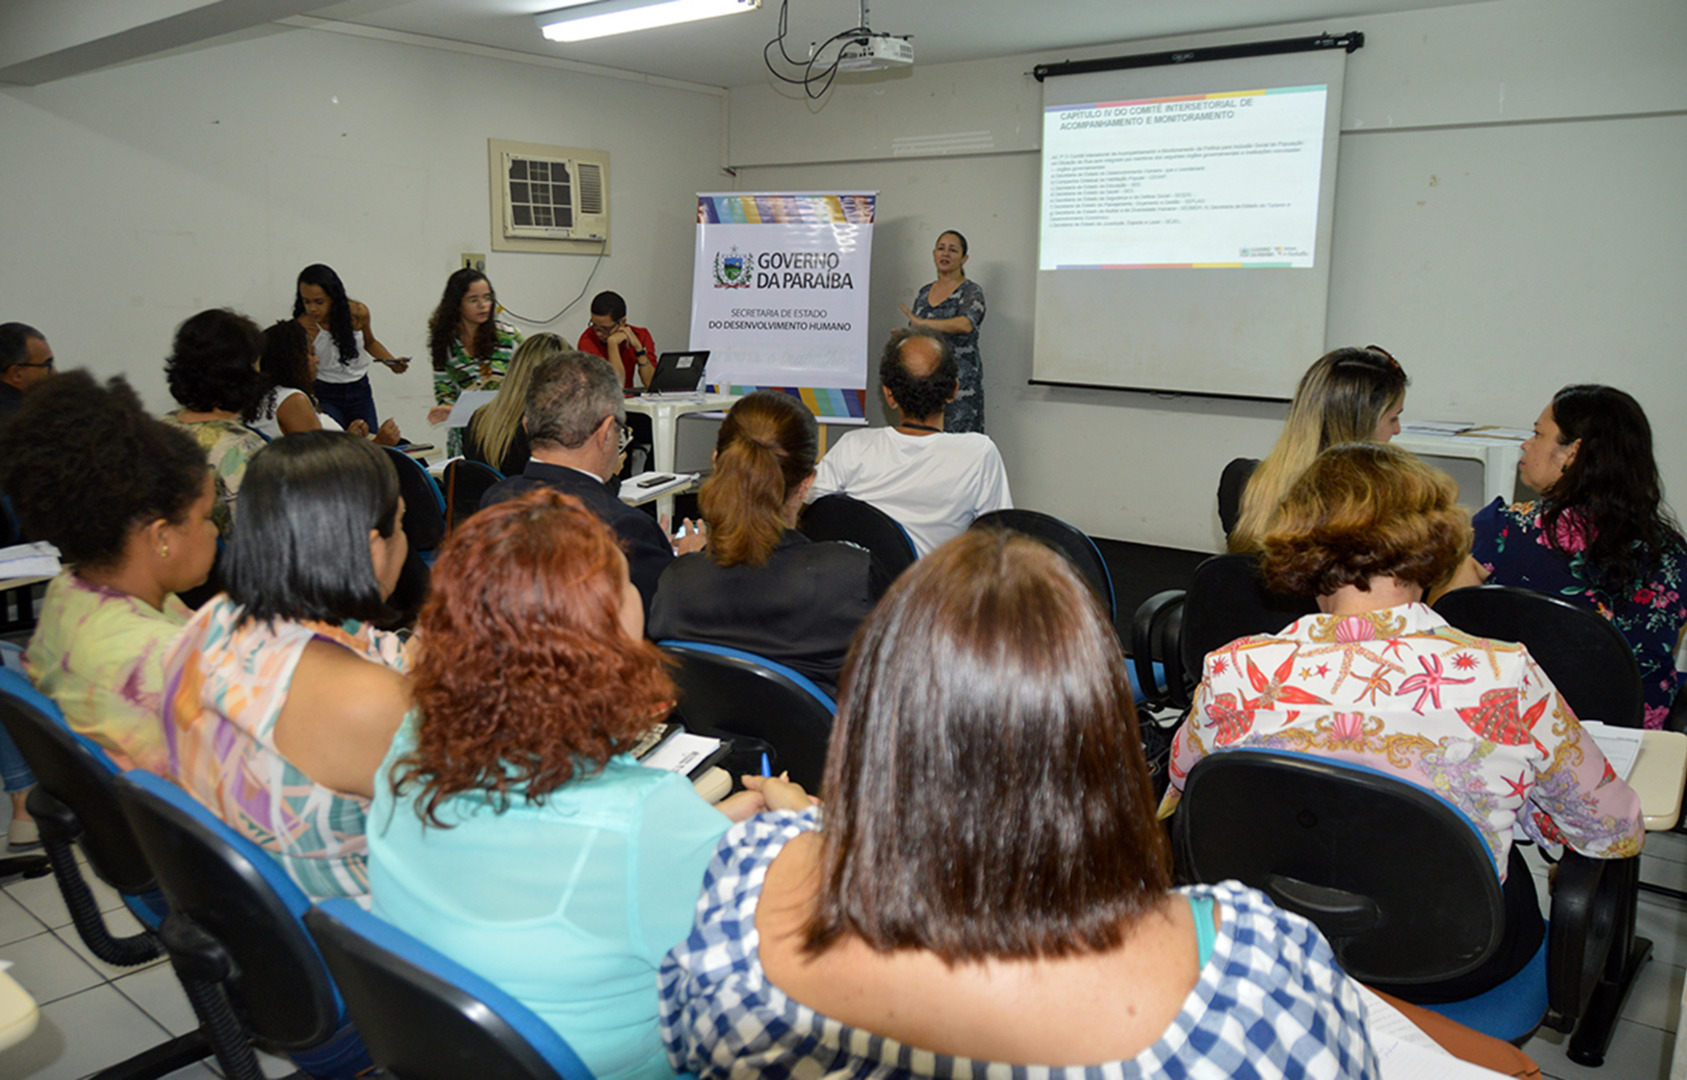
691, 192, 875, 422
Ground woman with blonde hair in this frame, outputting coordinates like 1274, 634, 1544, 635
1225, 346, 1408, 551
461, 332, 567, 476
648, 390, 884, 698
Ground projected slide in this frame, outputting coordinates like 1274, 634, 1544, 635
1040, 86, 1328, 270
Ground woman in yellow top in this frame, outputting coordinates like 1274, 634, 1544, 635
0, 370, 217, 776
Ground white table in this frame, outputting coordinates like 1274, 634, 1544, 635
1392, 429, 1525, 507
623, 393, 739, 520
1630, 729, 1687, 832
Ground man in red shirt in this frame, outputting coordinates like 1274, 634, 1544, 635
577, 291, 656, 390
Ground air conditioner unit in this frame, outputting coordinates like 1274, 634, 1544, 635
500, 151, 608, 242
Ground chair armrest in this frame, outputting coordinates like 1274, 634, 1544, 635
1130, 590, 1185, 711
1545, 850, 1622, 1030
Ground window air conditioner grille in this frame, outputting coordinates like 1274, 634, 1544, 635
577, 162, 605, 216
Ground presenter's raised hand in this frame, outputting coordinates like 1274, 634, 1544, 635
898, 302, 919, 326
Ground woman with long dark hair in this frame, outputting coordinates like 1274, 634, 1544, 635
649, 391, 882, 697
369, 489, 792, 1080
294, 263, 409, 431
163, 432, 413, 902
425, 268, 522, 456
252, 320, 400, 443
1454, 384, 1687, 727
662, 530, 1379, 1078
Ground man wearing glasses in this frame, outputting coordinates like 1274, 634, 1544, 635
0, 323, 54, 425
479, 350, 702, 616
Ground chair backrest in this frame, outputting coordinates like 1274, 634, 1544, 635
1180, 554, 1319, 679
970, 509, 1117, 623
658, 641, 836, 790
1216, 457, 1260, 539
1175, 748, 1505, 988
381, 447, 448, 556
0, 669, 158, 901
798, 494, 918, 582
1434, 585, 1645, 728
442, 459, 503, 533
305, 898, 592, 1080
113, 770, 346, 1052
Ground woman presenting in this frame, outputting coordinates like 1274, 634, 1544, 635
425, 268, 522, 456
899, 229, 986, 433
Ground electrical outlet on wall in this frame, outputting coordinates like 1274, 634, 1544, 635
461, 252, 486, 271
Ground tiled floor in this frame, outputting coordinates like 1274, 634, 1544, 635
1, 831, 1683, 1079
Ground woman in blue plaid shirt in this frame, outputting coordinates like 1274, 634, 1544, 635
661, 529, 1379, 1079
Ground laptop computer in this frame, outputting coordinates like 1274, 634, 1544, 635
626, 350, 709, 397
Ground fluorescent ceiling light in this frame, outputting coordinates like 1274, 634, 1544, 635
536, 0, 759, 43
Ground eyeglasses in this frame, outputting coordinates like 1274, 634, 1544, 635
15, 357, 53, 369
611, 416, 632, 453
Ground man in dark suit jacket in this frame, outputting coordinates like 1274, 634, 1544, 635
480, 349, 696, 616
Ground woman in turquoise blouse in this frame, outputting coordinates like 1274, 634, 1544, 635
368, 488, 800, 1080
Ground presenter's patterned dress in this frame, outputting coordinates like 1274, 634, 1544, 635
912, 279, 986, 433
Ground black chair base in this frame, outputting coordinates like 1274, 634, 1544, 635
0, 852, 50, 879
1567, 856, 1653, 1067
89, 1030, 213, 1080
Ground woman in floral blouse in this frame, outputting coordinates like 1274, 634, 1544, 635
425, 268, 522, 457
1451, 385, 1687, 729
1163, 442, 1643, 1002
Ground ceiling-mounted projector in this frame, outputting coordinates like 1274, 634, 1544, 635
836, 34, 913, 72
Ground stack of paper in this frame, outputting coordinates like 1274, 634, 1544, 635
0, 542, 60, 580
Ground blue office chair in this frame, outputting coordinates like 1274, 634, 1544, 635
305, 898, 595, 1080
798, 494, 918, 583
971, 508, 1118, 624
658, 641, 837, 790
1174, 748, 1639, 1060
1435, 584, 1645, 729
0, 669, 215, 1077
113, 770, 371, 1080
441, 458, 503, 533
1129, 553, 1318, 713
381, 446, 448, 564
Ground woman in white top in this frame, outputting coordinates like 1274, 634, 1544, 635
293, 263, 408, 431
253, 321, 399, 444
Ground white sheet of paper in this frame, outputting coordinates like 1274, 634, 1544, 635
0, 541, 61, 579
1580, 721, 1644, 780
1357, 985, 1512, 1078
641, 732, 722, 775
444, 390, 499, 428
1399, 421, 1474, 436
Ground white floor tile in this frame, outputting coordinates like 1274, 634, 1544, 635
1638, 897, 1687, 970
1646, 832, 1687, 866
1526, 1017, 1673, 1080
1, 930, 103, 1005
114, 961, 199, 1037
0, 862, 124, 930
1622, 960, 1685, 1034
0, 890, 46, 947
0, 983, 171, 1080
1642, 857, 1687, 895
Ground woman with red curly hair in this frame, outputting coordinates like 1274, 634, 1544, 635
367, 488, 802, 1080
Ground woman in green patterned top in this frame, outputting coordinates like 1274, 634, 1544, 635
160, 308, 269, 538
426, 268, 522, 457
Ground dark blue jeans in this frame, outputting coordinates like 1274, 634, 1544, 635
313, 376, 379, 431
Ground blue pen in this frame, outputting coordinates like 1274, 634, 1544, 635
760, 752, 772, 778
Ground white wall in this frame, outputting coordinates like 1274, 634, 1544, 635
728, 0, 1687, 551
0, 23, 726, 443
